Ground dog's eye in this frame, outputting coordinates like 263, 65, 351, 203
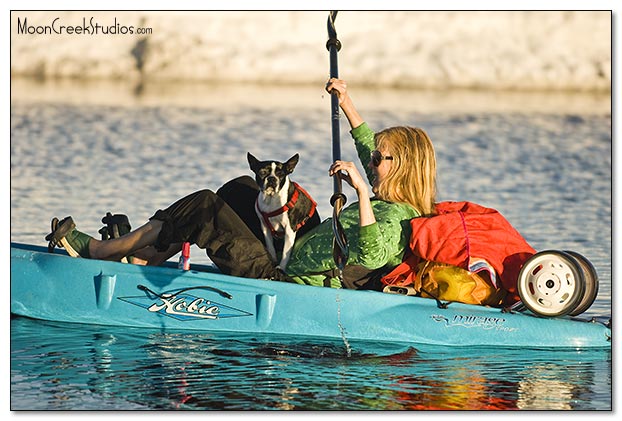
259, 168, 270, 177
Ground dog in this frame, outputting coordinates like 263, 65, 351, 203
247, 152, 320, 271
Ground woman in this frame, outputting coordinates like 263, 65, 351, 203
286, 79, 437, 288
46, 78, 437, 289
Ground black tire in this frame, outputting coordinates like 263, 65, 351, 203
565, 251, 599, 316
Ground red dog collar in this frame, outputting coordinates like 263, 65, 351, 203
256, 182, 317, 238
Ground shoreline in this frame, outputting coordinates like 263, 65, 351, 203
11, 77, 611, 115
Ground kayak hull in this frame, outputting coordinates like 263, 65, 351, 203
10, 243, 611, 349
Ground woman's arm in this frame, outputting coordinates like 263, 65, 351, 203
326, 78, 376, 185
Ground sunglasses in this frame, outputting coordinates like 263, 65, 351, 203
371, 150, 393, 167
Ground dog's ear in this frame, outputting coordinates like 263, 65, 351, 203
284, 154, 299, 174
247, 153, 260, 172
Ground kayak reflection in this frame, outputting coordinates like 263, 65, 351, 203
11, 317, 611, 410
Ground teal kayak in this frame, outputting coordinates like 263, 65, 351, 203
10, 242, 611, 349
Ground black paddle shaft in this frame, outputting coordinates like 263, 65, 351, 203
326, 11, 344, 202
326, 11, 345, 197
326, 11, 348, 272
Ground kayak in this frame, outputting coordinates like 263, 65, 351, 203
10, 242, 611, 349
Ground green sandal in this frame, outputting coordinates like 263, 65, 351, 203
46, 216, 92, 258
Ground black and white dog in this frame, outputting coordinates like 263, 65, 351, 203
247, 153, 320, 271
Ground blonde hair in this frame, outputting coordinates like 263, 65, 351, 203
374, 126, 437, 216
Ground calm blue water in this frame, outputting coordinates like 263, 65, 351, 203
10, 82, 611, 410
10, 316, 612, 410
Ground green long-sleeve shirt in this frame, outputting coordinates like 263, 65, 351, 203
287, 123, 420, 288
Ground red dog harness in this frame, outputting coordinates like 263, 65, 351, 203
255, 182, 317, 238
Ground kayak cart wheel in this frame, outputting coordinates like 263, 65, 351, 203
517, 250, 586, 317
565, 250, 599, 316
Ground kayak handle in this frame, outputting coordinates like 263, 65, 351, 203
137, 284, 233, 300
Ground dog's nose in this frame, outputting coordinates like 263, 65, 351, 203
266, 176, 278, 188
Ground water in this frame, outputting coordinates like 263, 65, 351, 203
10, 81, 612, 410
10, 317, 612, 410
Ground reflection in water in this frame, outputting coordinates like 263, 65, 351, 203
518, 366, 574, 410
10, 317, 611, 410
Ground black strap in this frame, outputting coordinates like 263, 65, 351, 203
420, 287, 450, 309
319, 265, 391, 291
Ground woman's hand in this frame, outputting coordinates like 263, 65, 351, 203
325, 78, 364, 129
325, 78, 349, 105
329, 160, 368, 196
329, 160, 375, 227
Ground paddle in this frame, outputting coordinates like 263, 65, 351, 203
326, 11, 349, 273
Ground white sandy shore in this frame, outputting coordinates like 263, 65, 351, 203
10, 11, 611, 92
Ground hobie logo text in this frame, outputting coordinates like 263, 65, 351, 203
148, 294, 220, 319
